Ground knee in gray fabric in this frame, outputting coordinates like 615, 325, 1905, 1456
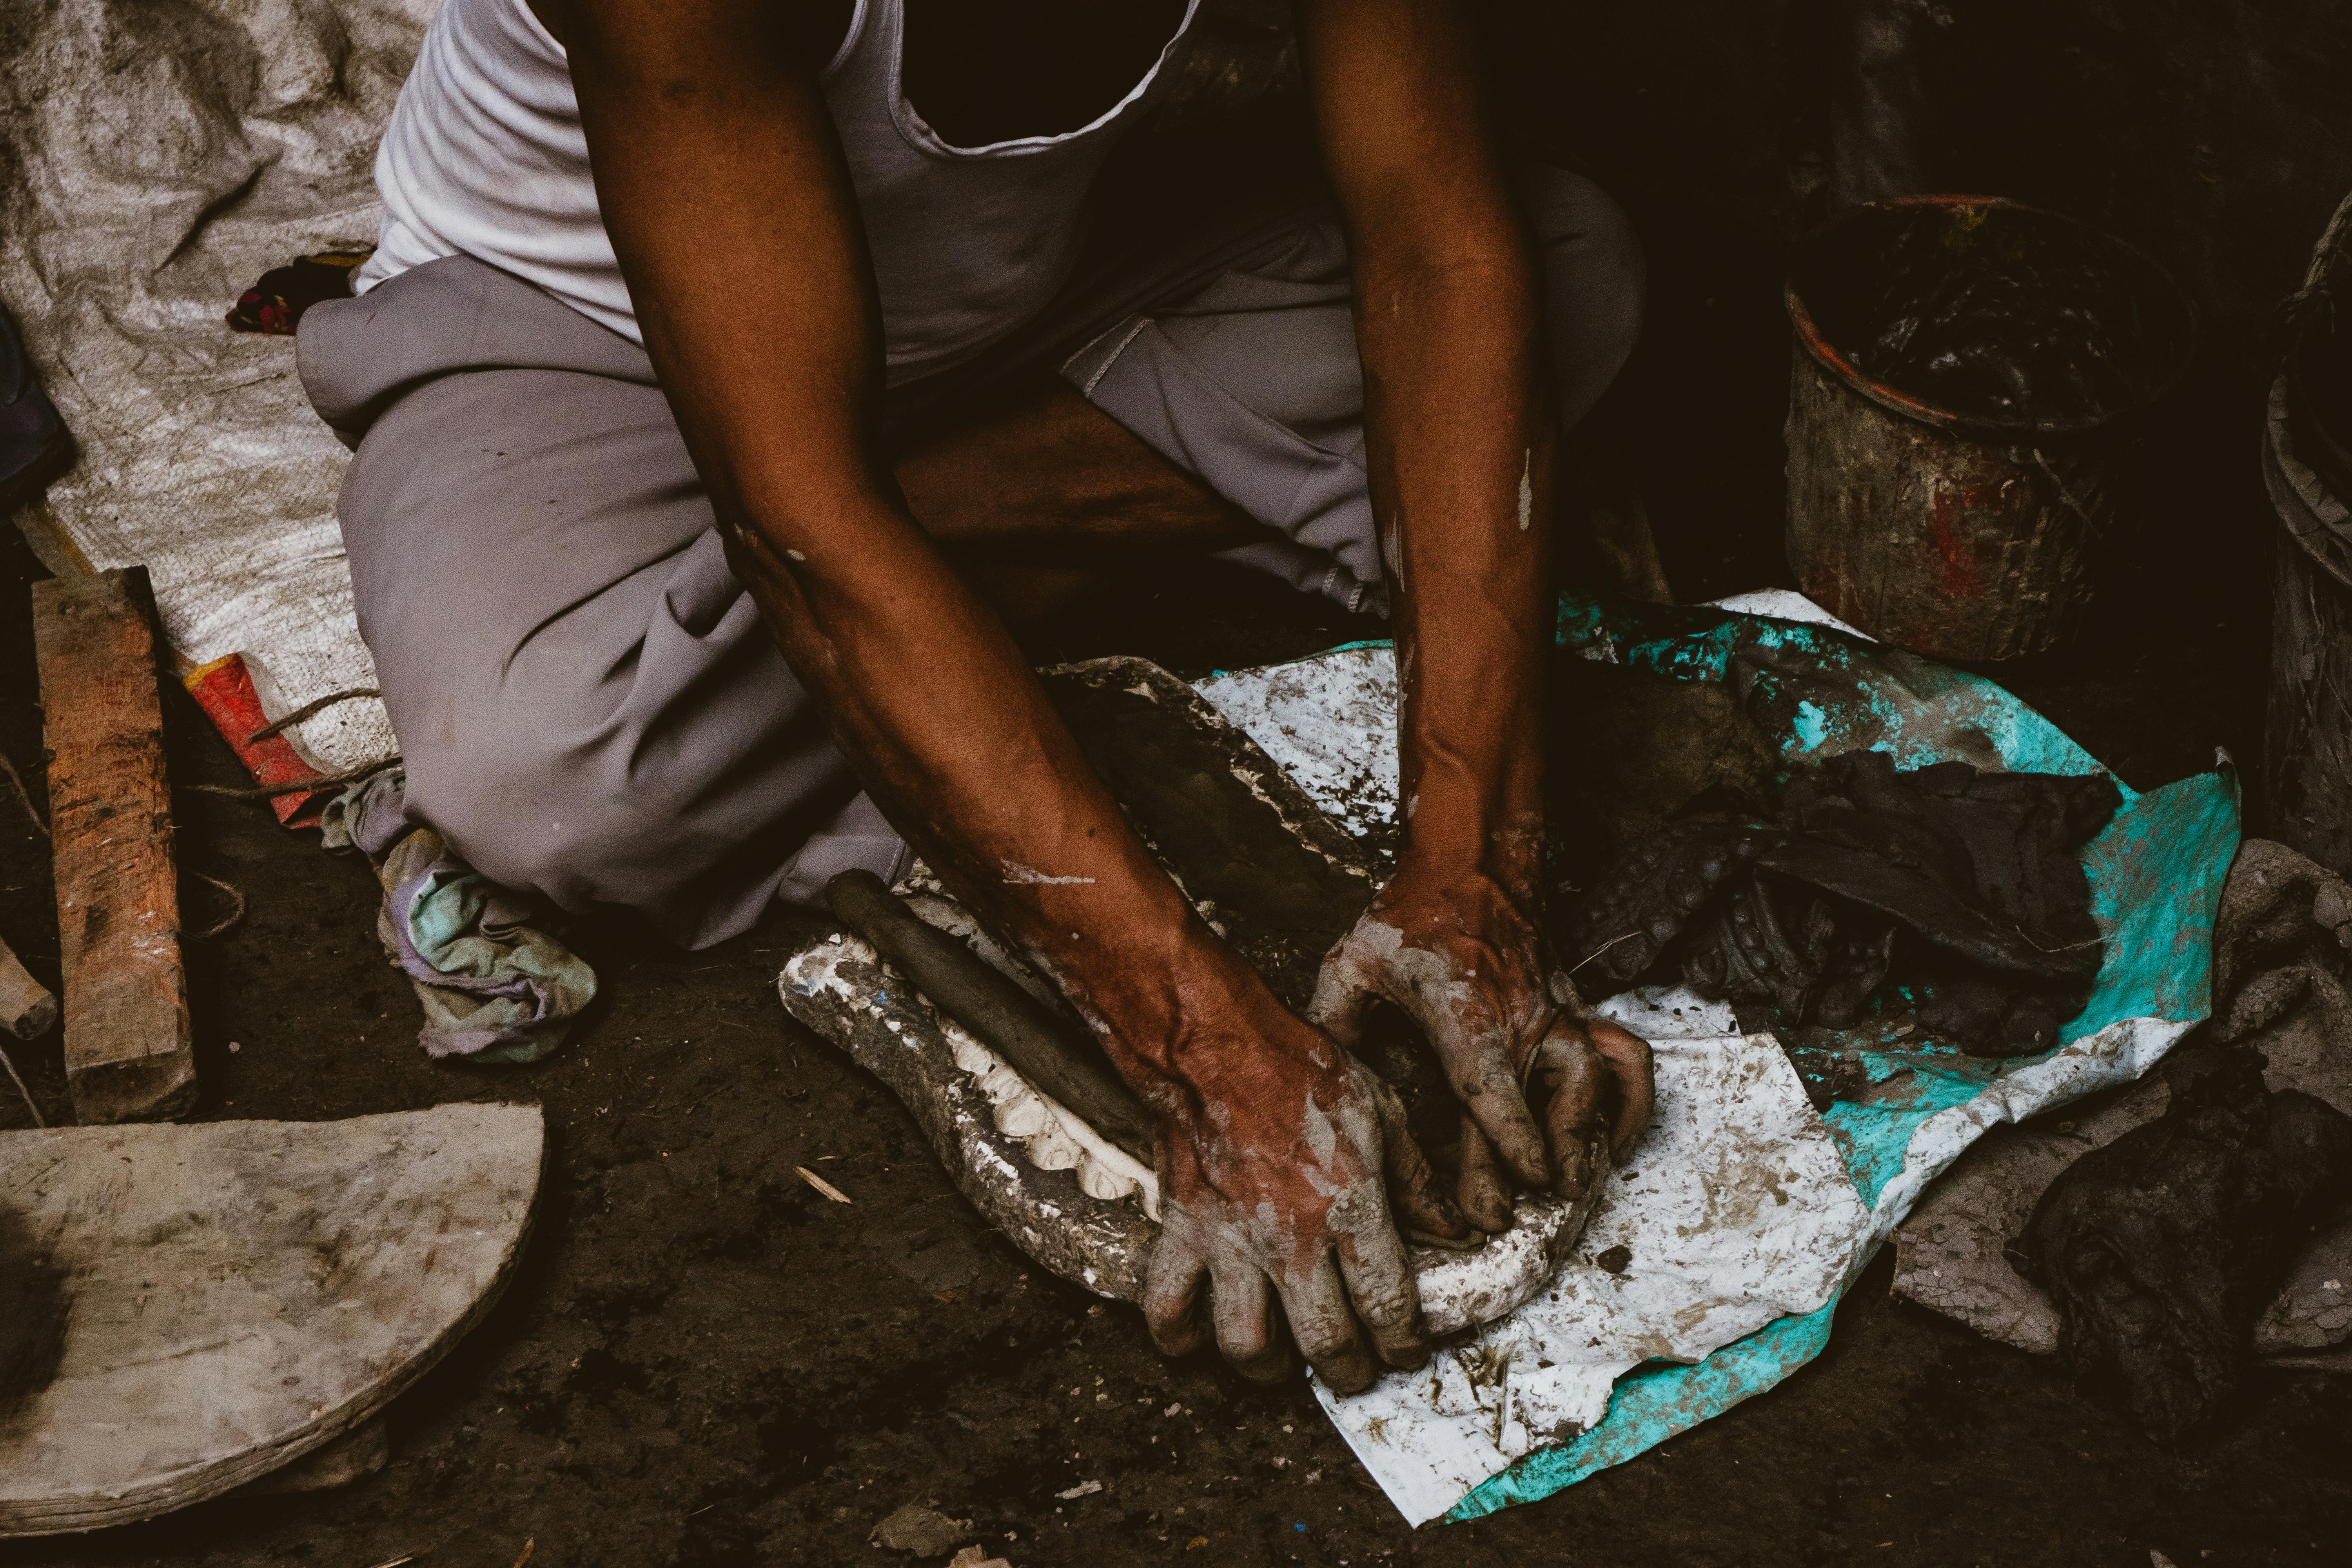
392, 698, 627, 906
1514, 163, 1648, 426
1517, 162, 1648, 313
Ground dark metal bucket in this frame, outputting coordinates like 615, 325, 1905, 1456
1784, 196, 2197, 661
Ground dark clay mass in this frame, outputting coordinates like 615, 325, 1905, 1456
1793, 203, 2194, 429
1558, 739, 2120, 1057
1040, 662, 1377, 1012
2010, 1048, 2352, 1439
1545, 655, 1781, 885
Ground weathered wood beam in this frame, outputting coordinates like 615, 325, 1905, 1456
31, 568, 193, 1124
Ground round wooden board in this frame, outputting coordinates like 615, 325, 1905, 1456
0, 1103, 543, 1536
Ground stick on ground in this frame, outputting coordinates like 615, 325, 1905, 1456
31, 568, 194, 1124
0, 930, 56, 1043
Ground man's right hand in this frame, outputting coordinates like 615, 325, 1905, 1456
1138, 979, 1468, 1394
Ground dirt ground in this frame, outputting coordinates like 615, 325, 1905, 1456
4, 209, 2347, 1567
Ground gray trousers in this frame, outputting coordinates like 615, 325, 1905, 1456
298, 167, 1644, 949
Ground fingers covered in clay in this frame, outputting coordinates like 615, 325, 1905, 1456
1446, 1038, 1551, 1191
1139, 998, 1433, 1392
1532, 1023, 1610, 1200
1587, 1019, 1656, 1161
1312, 890, 1567, 1197
1142, 1238, 1212, 1359
1456, 1115, 1516, 1233
1279, 1252, 1378, 1393
1327, 1183, 1431, 1374
1210, 1266, 1288, 1385
1348, 930, 1548, 1187
1364, 1073, 1479, 1249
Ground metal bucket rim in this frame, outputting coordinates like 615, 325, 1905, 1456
2268, 373, 2352, 597
1786, 194, 2201, 440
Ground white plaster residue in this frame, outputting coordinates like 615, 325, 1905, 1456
1314, 1032, 1870, 1526
785, 939, 870, 1004
1002, 862, 1097, 886
1593, 984, 1739, 1040
1517, 448, 1534, 531
1703, 588, 1871, 641
780, 927, 1159, 1218
1414, 1196, 1582, 1337
958, 1017, 1160, 1217
1196, 645, 1402, 836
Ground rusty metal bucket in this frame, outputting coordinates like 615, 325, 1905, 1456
1783, 196, 2197, 661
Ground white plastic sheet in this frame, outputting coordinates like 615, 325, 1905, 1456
0, 1, 436, 770
1312, 1018, 1869, 1524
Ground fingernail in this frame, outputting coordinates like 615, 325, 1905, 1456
1555, 1130, 1608, 1200
1384, 1341, 1432, 1372
1465, 1180, 1512, 1233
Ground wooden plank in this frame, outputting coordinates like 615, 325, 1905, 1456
30, 567, 193, 1123
0, 1105, 543, 1535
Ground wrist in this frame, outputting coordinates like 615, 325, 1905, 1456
1398, 784, 1544, 900
1070, 915, 1284, 1088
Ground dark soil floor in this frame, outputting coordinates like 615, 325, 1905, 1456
2, 202, 2345, 1567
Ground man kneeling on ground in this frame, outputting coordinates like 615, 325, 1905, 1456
300, 0, 1655, 1391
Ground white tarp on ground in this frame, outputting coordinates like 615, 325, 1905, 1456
1309, 1005, 1870, 1525
1196, 635, 2234, 1524
1196, 650, 1871, 1521
0, 0, 436, 771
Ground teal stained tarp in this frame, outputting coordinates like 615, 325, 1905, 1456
1441, 595, 2239, 1521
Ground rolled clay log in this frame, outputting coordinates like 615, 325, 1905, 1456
827, 869, 1155, 1163
0, 931, 57, 1041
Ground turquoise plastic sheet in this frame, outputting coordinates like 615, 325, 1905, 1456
1441, 595, 2240, 1521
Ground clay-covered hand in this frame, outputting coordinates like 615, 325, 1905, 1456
1141, 998, 1453, 1395
1309, 862, 1655, 1231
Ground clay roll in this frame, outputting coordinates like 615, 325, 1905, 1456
825, 869, 1156, 1165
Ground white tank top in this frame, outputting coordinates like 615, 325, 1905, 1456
358, 0, 1200, 385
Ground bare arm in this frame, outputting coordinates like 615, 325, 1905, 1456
1299, 0, 1654, 1221
552, 0, 1443, 1390
557, 0, 1191, 1016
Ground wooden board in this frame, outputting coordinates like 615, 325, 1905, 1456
29, 568, 193, 1123
0, 1104, 543, 1536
